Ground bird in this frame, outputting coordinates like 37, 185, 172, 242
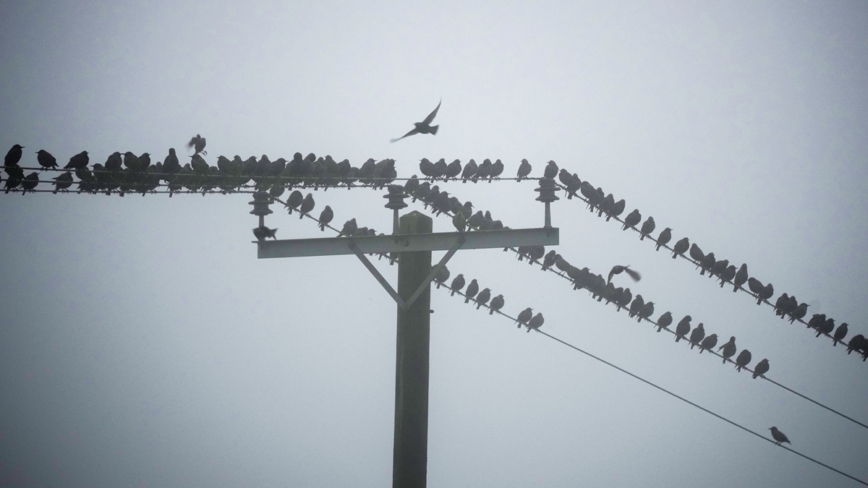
489, 159, 504, 181
489, 295, 505, 315
450, 274, 465, 296
718, 265, 737, 288
64, 151, 89, 170
516, 159, 532, 181
622, 209, 641, 230
390, 100, 441, 142
656, 311, 672, 332
527, 313, 544, 333
475, 288, 492, 309
788, 303, 808, 323
190, 153, 209, 174
759, 282, 775, 305
163, 148, 181, 173
675, 315, 691, 342
847, 334, 865, 355
252, 226, 277, 240
689, 243, 704, 263
769, 427, 790, 446
637, 302, 655, 323
516, 307, 533, 328
105, 152, 123, 171
461, 159, 478, 182
52, 172, 73, 193
286, 190, 304, 214
541, 250, 558, 271
698, 252, 715, 276
318, 206, 333, 231
464, 279, 479, 303
698, 333, 718, 354
816, 318, 835, 338
656, 228, 672, 251
639, 217, 656, 240
718, 336, 736, 364
187, 134, 207, 155
452, 210, 466, 233
628, 295, 645, 318
607, 199, 625, 221
735, 349, 751, 372
298, 193, 315, 219
733, 264, 748, 292
36, 150, 58, 170
616, 287, 632, 312
689, 323, 705, 348
833, 323, 848, 346
434, 267, 450, 289
672, 237, 689, 259
5, 144, 24, 166
543, 160, 558, 179
432, 159, 447, 180
608, 265, 641, 284
21, 172, 39, 193
752, 359, 769, 379
446, 159, 462, 179
338, 218, 357, 237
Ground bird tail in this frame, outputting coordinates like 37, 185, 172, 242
319, 223, 325, 231
464, 296, 470, 304
752, 372, 758, 379
675, 335, 681, 342
640, 234, 645, 241
476, 302, 482, 310
655, 243, 661, 251
430, 125, 438, 135
489, 309, 494, 315
624, 268, 641, 282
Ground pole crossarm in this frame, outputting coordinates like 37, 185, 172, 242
255, 227, 559, 259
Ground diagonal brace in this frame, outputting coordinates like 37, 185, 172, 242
347, 234, 465, 310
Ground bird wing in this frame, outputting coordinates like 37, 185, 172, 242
421, 99, 441, 125
623, 268, 642, 282
607, 269, 616, 283
390, 127, 420, 143
186, 136, 197, 149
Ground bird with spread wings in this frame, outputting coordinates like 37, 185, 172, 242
391, 100, 441, 143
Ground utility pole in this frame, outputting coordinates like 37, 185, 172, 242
252, 183, 559, 488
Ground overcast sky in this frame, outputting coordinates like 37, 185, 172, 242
2, 1, 868, 487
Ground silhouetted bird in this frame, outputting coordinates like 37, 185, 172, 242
476, 288, 491, 309
675, 315, 692, 342
607, 264, 641, 284
718, 336, 736, 364
638, 301, 655, 323
733, 263, 748, 292
391, 100, 441, 142
163, 148, 180, 173
833, 323, 848, 346
253, 226, 277, 240
464, 279, 479, 303
718, 265, 736, 288
656, 227, 672, 251
747, 277, 765, 296
474, 159, 492, 182
452, 210, 467, 233
434, 266, 450, 289
338, 218, 357, 237
789, 302, 808, 323
64, 151, 89, 170
616, 288, 632, 312
759, 282, 774, 305
628, 294, 645, 318
806, 313, 826, 331
450, 274, 465, 296
608, 199, 625, 221
21, 172, 39, 193
689, 323, 705, 348
752, 358, 769, 379
689, 243, 704, 263
286, 190, 304, 214
318, 206, 333, 231
543, 160, 558, 179
516, 159, 532, 181
516, 307, 533, 328
527, 313, 544, 332
639, 217, 656, 241
847, 334, 865, 354
419, 158, 435, 180
187, 134, 207, 155
735, 349, 751, 372
36, 150, 57, 169
298, 193, 315, 219
699, 252, 715, 276
461, 159, 478, 182
5, 144, 23, 166
489, 159, 504, 181
190, 153, 209, 174
52, 171, 73, 193
698, 333, 718, 354
431, 159, 447, 180
541, 250, 558, 271
672, 237, 689, 259
656, 311, 673, 332
709, 259, 729, 278
769, 427, 790, 446
489, 295, 505, 315
446, 159, 462, 179
623, 209, 641, 230
817, 318, 835, 337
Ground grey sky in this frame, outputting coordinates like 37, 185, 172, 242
1, 1, 867, 486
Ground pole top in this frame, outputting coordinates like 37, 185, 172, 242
249, 191, 273, 216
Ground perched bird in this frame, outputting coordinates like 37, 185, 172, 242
64, 151, 89, 170
672, 237, 689, 259
252, 226, 277, 240
718, 265, 737, 288
637, 301, 655, 323
446, 159, 462, 179
286, 190, 304, 214
833, 323, 848, 346
5, 144, 24, 166
769, 427, 790, 446
338, 218, 357, 237
718, 336, 736, 364
616, 287, 632, 312
698, 333, 718, 354
489, 295, 505, 315
698, 252, 715, 276
543, 160, 558, 179
105, 151, 123, 171
752, 359, 769, 379
527, 313, 544, 332
816, 318, 835, 337
656, 311, 673, 332
52, 171, 73, 193
450, 274, 465, 296
806, 313, 826, 331
190, 153, 209, 174
847, 334, 865, 355
391, 100, 441, 142
656, 228, 672, 251
452, 210, 467, 233
759, 282, 774, 305
516, 159, 532, 181
163, 148, 181, 173
21, 172, 39, 193
639, 216, 656, 241
608, 265, 641, 284
187, 134, 207, 155
628, 294, 645, 318
475, 288, 492, 309
735, 349, 751, 372
464, 279, 479, 304
622, 209, 641, 231
541, 250, 558, 271
709, 259, 729, 278
788, 303, 808, 323
432, 159, 447, 180
689, 323, 705, 348
748, 277, 765, 296
689, 243, 705, 263
36, 150, 58, 169
489, 159, 504, 181
461, 159, 478, 182
607, 199, 625, 221
298, 193, 315, 218
318, 206, 333, 231
675, 315, 691, 342
419, 158, 436, 179
516, 307, 533, 328
733, 263, 748, 292
434, 267, 450, 289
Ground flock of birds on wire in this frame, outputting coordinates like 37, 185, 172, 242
3, 141, 865, 360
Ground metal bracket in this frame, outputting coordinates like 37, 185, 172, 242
347, 234, 465, 310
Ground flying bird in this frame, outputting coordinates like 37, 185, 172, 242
391, 100, 441, 142
769, 427, 790, 446
187, 134, 207, 155
607, 265, 641, 284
